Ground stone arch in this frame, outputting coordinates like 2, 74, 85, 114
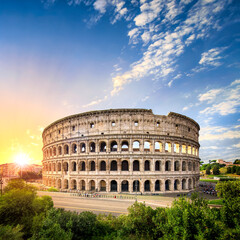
182, 161, 186, 171
53, 147, 57, 156
174, 143, 180, 153
80, 180, 85, 190
121, 180, 129, 192
58, 146, 62, 155
188, 162, 192, 171
100, 180, 106, 191
144, 160, 150, 171
144, 180, 151, 192
90, 142, 96, 152
188, 145, 192, 154
71, 179, 77, 190
144, 141, 151, 151
64, 145, 69, 155
165, 160, 171, 171
100, 161, 106, 171
72, 143, 77, 154
50, 148, 52, 157
182, 179, 186, 190
174, 161, 180, 171
155, 141, 162, 152
133, 140, 140, 151
79, 161, 85, 171
133, 180, 140, 192
63, 162, 68, 171
110, 141, 118, 152
121, 141, 129, 151
155, 180, 161, 191
121, 160, 129, 171
57, 162, 61, 171
110, 160, 117, 171
165, 179, 170, 191
72, 161, 77, 171
193, 162, 196, 171
100, 141, 107, 152
188, 179, 192, 189
165, 142, 171, 152
133, 160, 140, 171
90, 161, 95, 171
182, 144, 186, 153
57, 179, 62, 189
89, 180, 95, 191
155, 160, 161, 171
110, 180, 117, 192
174, 179, 180, 190
64, 179, 69, 189
80, 142, 86, 153
52, 163, 56, 171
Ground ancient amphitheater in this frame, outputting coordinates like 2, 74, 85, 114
42, 109, 200, 194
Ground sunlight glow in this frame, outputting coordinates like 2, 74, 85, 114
13, 153, 31, 166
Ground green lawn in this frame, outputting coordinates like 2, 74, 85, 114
208, 199, 224, 205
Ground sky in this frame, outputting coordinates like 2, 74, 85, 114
0, 0, 239, 165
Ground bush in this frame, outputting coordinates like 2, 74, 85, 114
236, 166, 240, 175
213, 166, 220, 175
231, 165, 237, 174
0, 225, 24, 240
226, 167, 232, 173
47, 187, 58, 192
206, 166, 211, 175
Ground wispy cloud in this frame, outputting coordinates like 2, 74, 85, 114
199, 79, 240, 116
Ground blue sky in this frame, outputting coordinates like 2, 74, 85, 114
0, 0, 239, 164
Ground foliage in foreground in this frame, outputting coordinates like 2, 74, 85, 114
0, 179, 240, 240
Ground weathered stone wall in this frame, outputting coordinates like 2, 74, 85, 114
42, 109, 200, 194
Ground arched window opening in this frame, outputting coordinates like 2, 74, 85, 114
155, 180, 160, 191
165, 180, 170, 191
174, 179, 180, 190
58, 146, 62, 155
90, 122, 94, 128
182, 179, 186, 190
79, 161, 85, 171
165, 161, 171, 171
50, 148, 52, 157
133, 141, 140, 151
133, 180, 140, 192
121, 180, 129, 192
174, 143, 180, 153
72, 162, 77, 171
90, 180, 95, 191
90, 142, 95, 152
188, 179, 192, 189
144, 180, 150, 192
182, 145, 186, 154
188, 146, 192, 154
64, 145, 69, 155
155, 142, 162, 152
134, 121, 138, 126
174, 161, 180, 171
193, 162, 196, 171
63, 162, 68, 172
121, 141, 129, 151
196, 148, 198, 156
144, 141, 151, 151
193, 178, 196, 188
144, 160, 150, 171
188, 162, 192, 171
100, 180, 106, 191
57, 179, 61, 189
80, 143, 86, 153
121, 160, 129, 171
53, 147, 56, 156
90, 161, 95, 171
110, 180, 117, 192
111, 121, 116, 127
49, 164, 52, 171
100, 161, 106, 171
155, 161, 160, 171
165, 143, 171, 152
57, 162, 61, 171
182, 161, 186, 171
72, 144, 77, 154
110, 160, 117, 171
133, 160, 139, 171
80, 180, 85, 190
192, 147, 195, 155
100, 142, 106, 152
71, 180, 77, 190
110, 141, 118, 152
53, 163, 56, 171
64, 179, 68, 189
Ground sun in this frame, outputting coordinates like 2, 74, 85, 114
13, 153, 31, 166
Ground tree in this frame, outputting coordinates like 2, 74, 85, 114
231, 165, 237, 174
4, 178, 36, 193
206, 166, 211, 175
233, 159, 240, 164
236, 166, 240, 175
0, 225, 24, 240
213, 165, 220, 175
226, 167, 232, 173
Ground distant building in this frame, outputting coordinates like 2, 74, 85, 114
216, 159, 232, 166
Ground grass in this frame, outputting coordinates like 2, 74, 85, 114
200, 179, 218, 183
208, 199, 224, 205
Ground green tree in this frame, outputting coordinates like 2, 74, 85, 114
231, 165, 237, 174
206, 165, 211, 175
3, 178, 36, 193
213, 165, 220, 175
233, 159, 240, 164
226, 167, 232, 173
0, 225, 24, 240
236, 166, 240, 175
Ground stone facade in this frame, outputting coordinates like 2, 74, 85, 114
42, 109, 200, 194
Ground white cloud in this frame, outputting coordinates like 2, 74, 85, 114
83, 95, 108, 107
141, 96, 149, 101
233, 142, 240, 148
199, 47, 227, 67
93, 0, 107, 13
199, 79, 240, 116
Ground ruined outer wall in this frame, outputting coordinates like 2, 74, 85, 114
42, 109, 200, 193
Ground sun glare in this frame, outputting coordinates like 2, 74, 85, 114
13, 153, 30, 166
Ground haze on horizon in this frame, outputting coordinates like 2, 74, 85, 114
0, 0, 239, 165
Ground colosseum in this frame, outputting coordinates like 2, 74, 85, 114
42, 109, 200, 194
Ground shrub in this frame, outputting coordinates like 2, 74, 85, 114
231, 165, 237, 174
226, 167, 232, 173
206, 166, 211, 175
213, 166, 220, 175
